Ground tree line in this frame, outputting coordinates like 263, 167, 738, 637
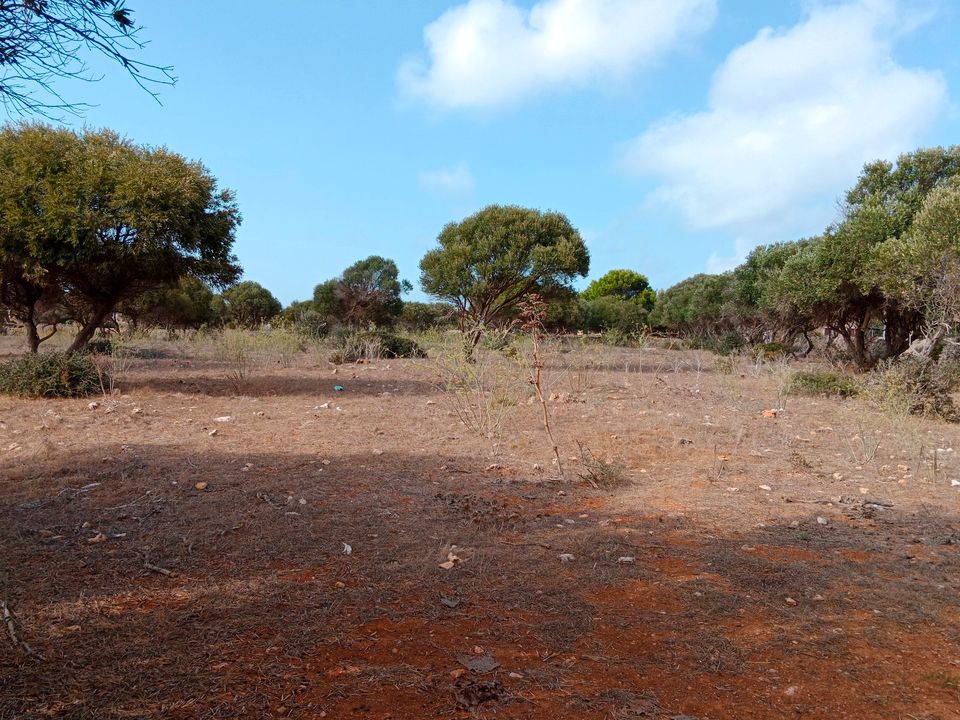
2, 122, 958, 374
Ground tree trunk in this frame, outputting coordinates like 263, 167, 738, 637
26, 318, 40, 353
67, 305, 112, 354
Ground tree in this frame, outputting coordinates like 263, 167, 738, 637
581, 269, 655, 309
773, 147, 960, 367
0, 0, 174, 117
222, 281, 281, 327
119, 276, 219, 331
0, 123, 241, 353
419, 205, 590, 347
650, 273, 733, 337
335, 255, 411, 327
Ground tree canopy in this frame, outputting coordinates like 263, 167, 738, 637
581, 269, 655, 309
0, 123, 240, 351
419, 205, 589, 344
222, 281, 281, 328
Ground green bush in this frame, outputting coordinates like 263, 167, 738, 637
84, 337, 114, 355
689, 330, 745, 356
329, 331, 426, 364
866, 357, 957, 420
785, 371, 859, 398
0, 352, 103, 398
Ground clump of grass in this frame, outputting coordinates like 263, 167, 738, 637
576, 441, 628, 489
785, 370, 860, 398
0, 352, 103, 398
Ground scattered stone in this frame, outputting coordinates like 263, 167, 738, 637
208, 428, 218, 437
456, 652, 500, 674
784, 597, 797, 607
438, 560, 457, 570
81, 521, 91, 529
616, 556, 635, 564
759, 484, 772, 491
450, 668, 467, 679
194, 482, 208, 491
334, 581, 345, 589
816, 516, 828, 525
508, 672, 524, 679
372, 449, 383, 456
341, 542, 352, 555
214, 416, 232, 423
762, 409, 778, 418
859, 487, 869, 494
952, 479, 960, 487
440, 596, 461, 608
558, 553, 575, 563
485, 463, 502, 471
832, 472, 844, 480
87, 401, 100, 410
87, 532, 108, 544
784, 685, 798, 697
813, 594, 825, 602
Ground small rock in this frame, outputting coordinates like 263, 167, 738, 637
372, 449, 383, 456
87, 401, 100, 410
813, 594, 825, 601
87, 532, 108, 544
131, 407, 142, 415
951, 479, 960, 487
616, 556, 635, 564
532, 463, 543, 471
832, 472, 844, 480
508, 672, 524, 679
317, 402, 331, 409
473, 645, 484, 655
450, 668, 467, 679
859, 487, 869, 494
784, 597, 797, 607
759, 484, 772, 491
438, 560, 456, 570
194, 482, 208, 491
558, 553, 575, 563
81, 521, 91, 529
816, 516, 828, 525
426, 400, 436, 405
334, 581, 346, 589
784, 685, 798, 697
208, 428, 218, 437
342, 542, 352, 555
214, 416, 232, 423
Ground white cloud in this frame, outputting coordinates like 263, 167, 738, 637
418, 162, 475, 195
622, 0, 946, 235
399, 0, 717, 109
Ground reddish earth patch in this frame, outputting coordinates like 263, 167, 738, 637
2, 343, 960, 718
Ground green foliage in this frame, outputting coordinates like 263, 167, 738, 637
753, 342, 793, 361
222, 281, 281, 327
688, 330, 745, 356
277, 300, 329, 339
84, 337, 114, 355
419, 205, 589, 341
0, 123, 240, 353
650, 273, 733, 336
120, 276, 220, 330
785, 371, 860, 398
581, 296, 649, 334
328, 331, 426, 364
335, 255, 410, 326
0, 351, 102, 398
581, 269, 655, 309
399, 301, 456, 332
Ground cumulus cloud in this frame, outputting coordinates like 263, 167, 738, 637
622, 0, 946, 233
418, 162, 475, 195
399, 0, 717, 109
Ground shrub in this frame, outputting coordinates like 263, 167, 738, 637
0, 352, 103, 398
84, 337, 114, 355
329, 331, 425, 364
576, 441, 628, 489
753, 342, 793, 361
866, 357, 957, 420
689, 330, 745, 356
785, 371, 860, 398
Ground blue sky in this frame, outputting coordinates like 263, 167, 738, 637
12, 0, 959, 304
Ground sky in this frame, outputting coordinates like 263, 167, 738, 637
8, 0, 959, 304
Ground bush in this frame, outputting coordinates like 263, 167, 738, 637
0, 352, 103, 398
329, 331, 426, 364
689, 330, 745, 356
866, 357, 957, 420
753, 342, 793, 361
786, 371, 860, 398
84, 337, 114, 355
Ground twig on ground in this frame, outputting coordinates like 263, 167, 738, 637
1, 574, 44, 661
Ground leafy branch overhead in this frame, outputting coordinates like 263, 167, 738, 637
0, 0, 175, 117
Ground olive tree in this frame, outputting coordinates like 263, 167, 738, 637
0, 123, 240, 352
222, 281, 281, 328
419, 205, 589, 347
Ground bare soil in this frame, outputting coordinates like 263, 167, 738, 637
1, 340, 959, 719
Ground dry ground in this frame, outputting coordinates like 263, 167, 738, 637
1, 334, 959, 719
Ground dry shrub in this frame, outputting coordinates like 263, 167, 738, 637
866, 357, 957, 421
785, 370, 860, 398
576, 441, 628, 489
0, 352, 102, 398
